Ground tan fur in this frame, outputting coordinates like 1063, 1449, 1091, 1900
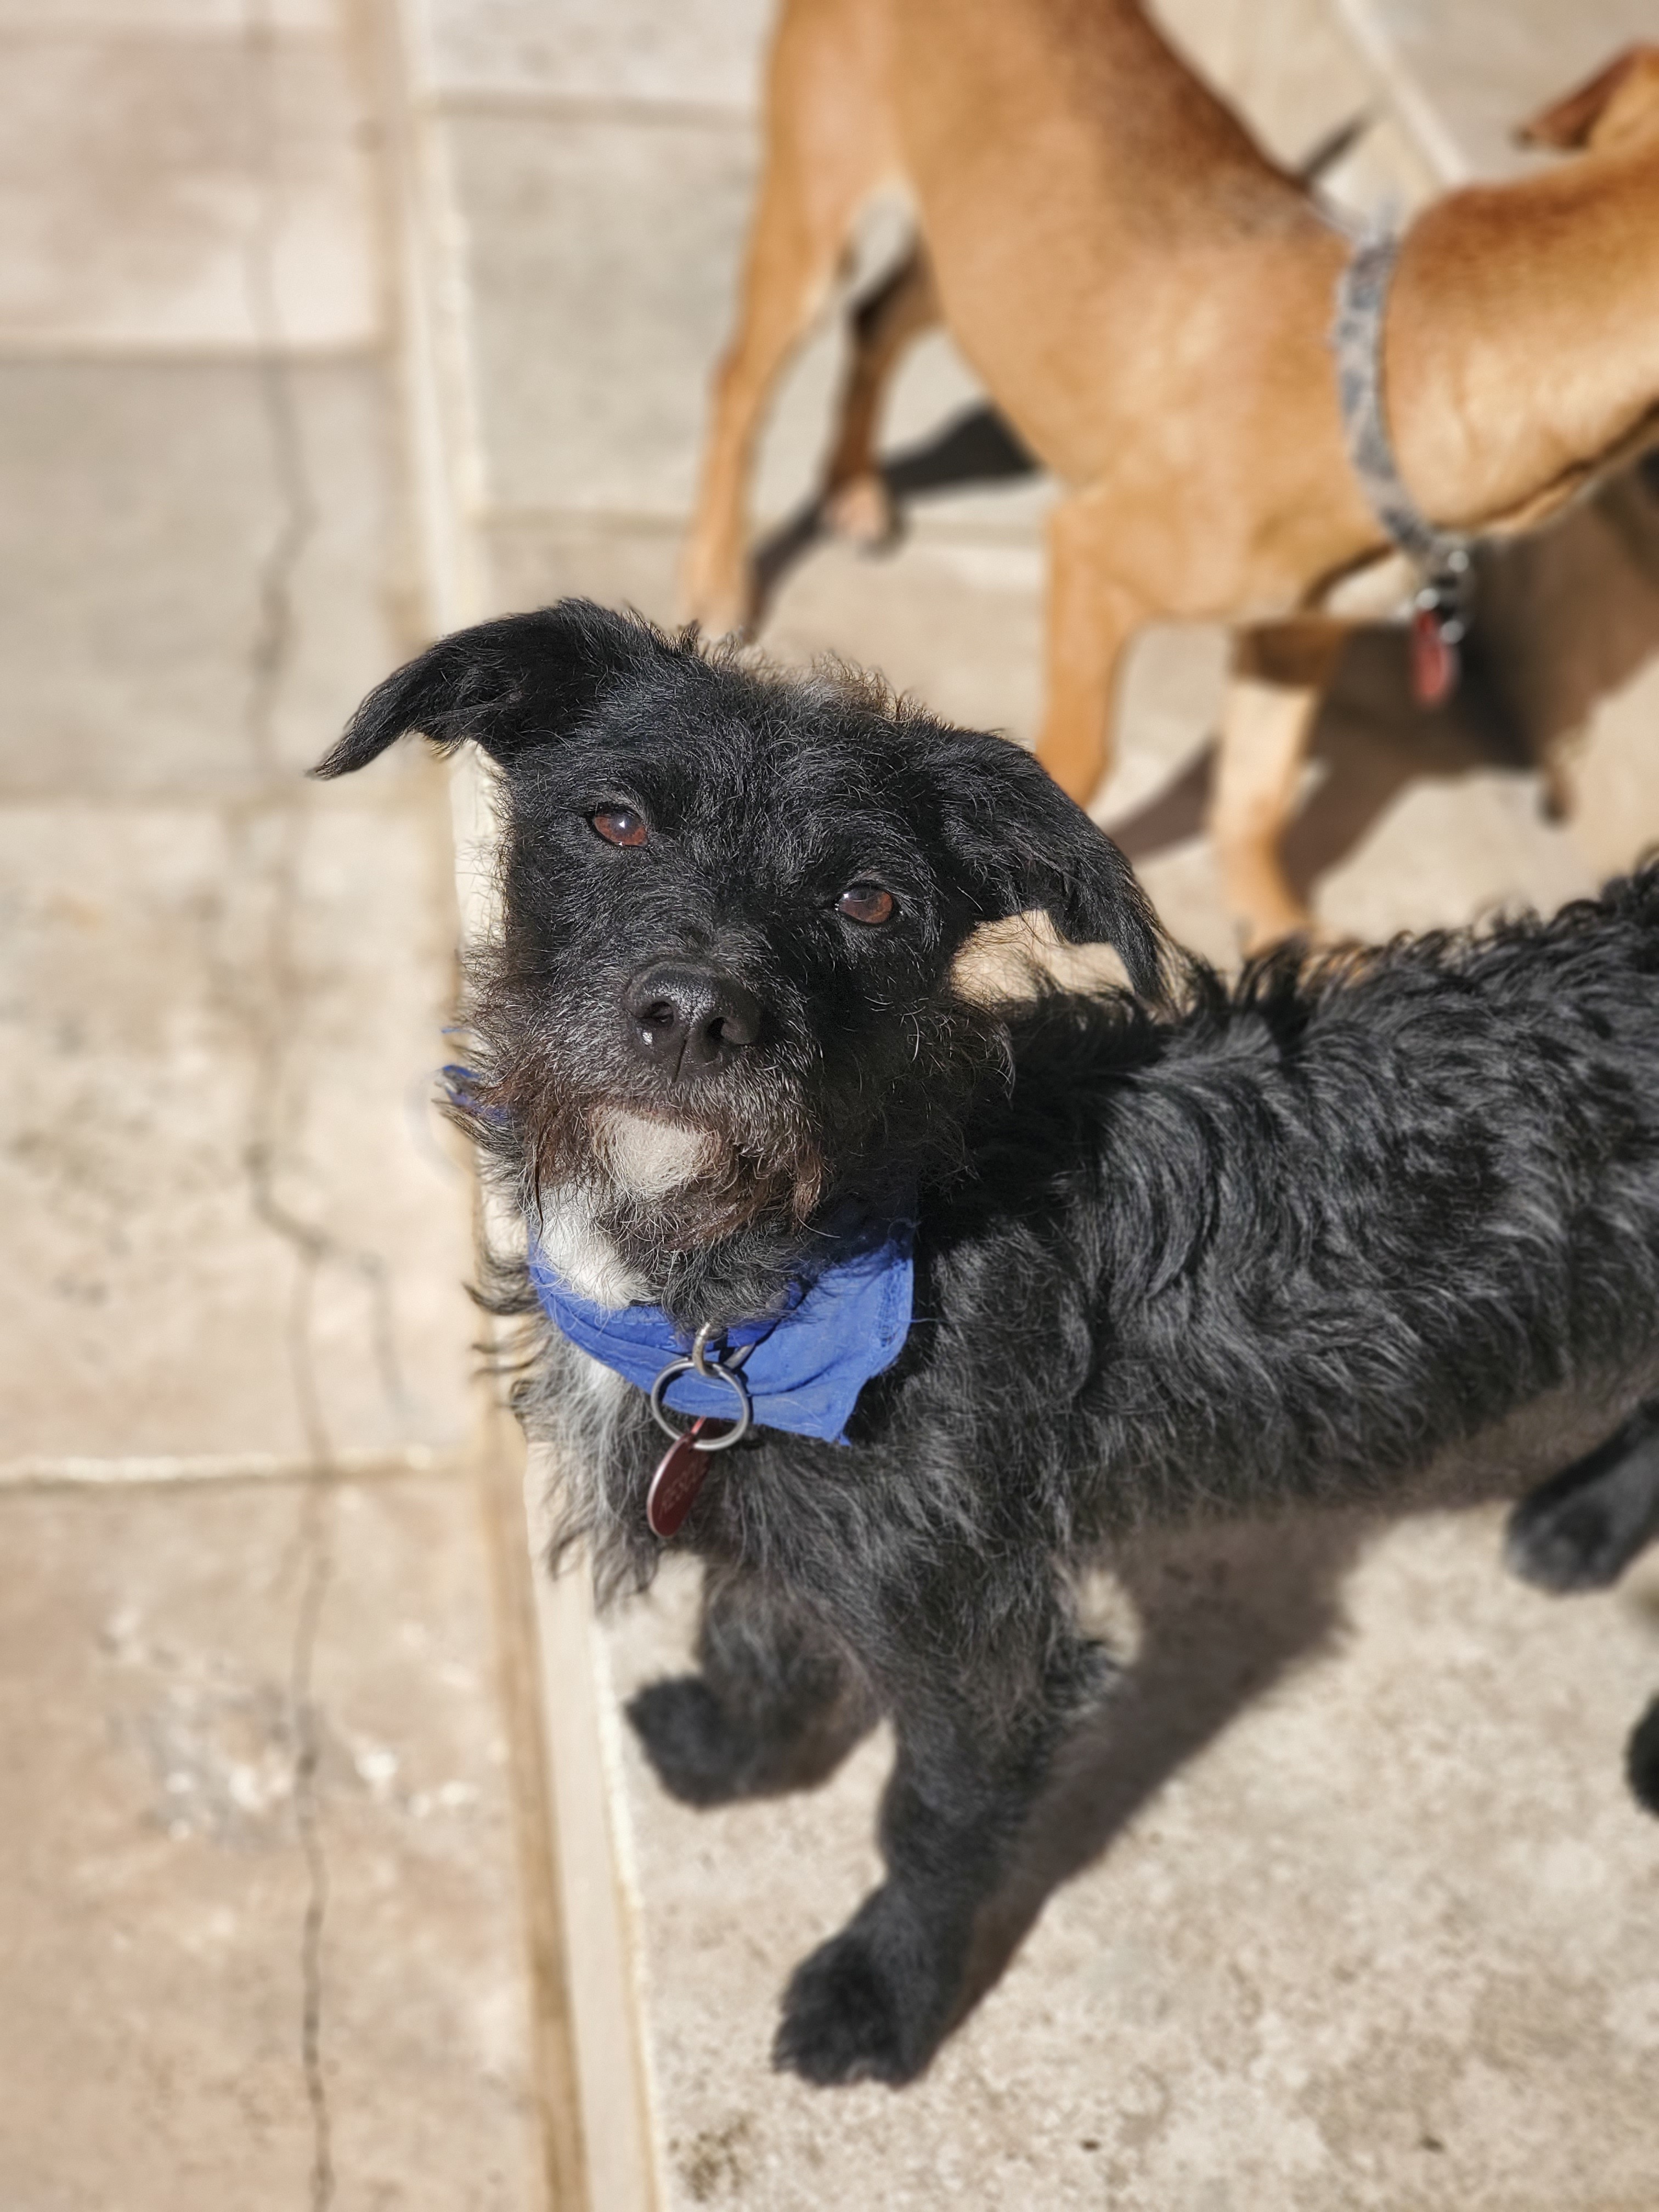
682, 5, 1659, 946
949, 908, 1133, 1001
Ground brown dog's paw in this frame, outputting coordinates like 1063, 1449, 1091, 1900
823, 473, 900, 552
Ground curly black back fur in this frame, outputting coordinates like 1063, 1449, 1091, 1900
321, 601, 1659, 2090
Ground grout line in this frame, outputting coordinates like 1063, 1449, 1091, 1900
1325, 0, 1473, 187
468, 1341, 592, 2212
239, 4, 342, 2203
390, 0, 494, 634
530, 1527, 664, 2212
370, 1, 596, 2203
413, 85, 758, 133
0, 1446, 456, 1491
0, 783, 438, 814
375, 2, 668, 2197
0, 339, 381, 367
290, 1466, 337, 2212
0, 22, 346, 50
484, 501, 1051, 543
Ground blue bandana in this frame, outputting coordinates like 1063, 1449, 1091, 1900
528, 1222, 913, 1446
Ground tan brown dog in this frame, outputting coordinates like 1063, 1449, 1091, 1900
681, 6, 1659, 946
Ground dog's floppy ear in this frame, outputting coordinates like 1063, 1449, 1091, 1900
935, 729, 1170, 1002
1518, 46, 1659, 154
312, 599, 668, 778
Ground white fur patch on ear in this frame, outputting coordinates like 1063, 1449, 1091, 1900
951, 909, 1132, 1002
599, 1110, 715, 1197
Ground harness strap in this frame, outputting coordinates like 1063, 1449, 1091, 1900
1331, 231, 1472, 579
1331, 229, 1475, 705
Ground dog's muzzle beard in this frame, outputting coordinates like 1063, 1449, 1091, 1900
478, 1037, 832, 1263
462, 962, 1008, 1307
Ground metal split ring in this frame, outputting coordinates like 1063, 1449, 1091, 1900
648, 1323, 754, 1450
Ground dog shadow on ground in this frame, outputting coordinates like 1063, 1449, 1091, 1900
953, 1508, 1380, 2033
1103, 627, 1535, 901
1108, 476, 1659, 899
754, 407, 1659, 913
948, 1371, 1659, 2034
750, 403, 1037, 620
1102, 457, 1659, 901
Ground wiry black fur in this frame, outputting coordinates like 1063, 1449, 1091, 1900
321, 601, 1659, 2088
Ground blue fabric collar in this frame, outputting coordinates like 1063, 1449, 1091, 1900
529, 1221, 913, 1446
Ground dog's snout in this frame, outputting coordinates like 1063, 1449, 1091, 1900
624, 961, 763, 1076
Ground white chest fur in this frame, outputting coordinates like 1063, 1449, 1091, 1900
534, 1109, 714, 1304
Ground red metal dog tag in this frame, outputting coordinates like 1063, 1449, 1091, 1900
1410, 603, 1459, 709
647, 1418, 730, 1538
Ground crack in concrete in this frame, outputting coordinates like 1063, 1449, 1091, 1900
238, 4, 336, 2204
289, 1434, 336, 2212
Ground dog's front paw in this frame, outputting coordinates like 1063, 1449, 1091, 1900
1506, 1485, 1637, 1592
627, 1675, 761, 1807
772, 1893, 955, 2087
773, 1927, 912, 2086
1628, 1696, 1659, 1817
823, 473, 899, 552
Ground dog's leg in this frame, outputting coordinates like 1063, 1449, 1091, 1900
820, 244, 940, 549
1505, 1398, 1659, 1593
1032, 489, 1144, 808
1507, 1405, 1659, 1821
773, 1590, 1104, 2086
1628, 1696, 1659, 1816
627, 1566, 876, 1807
1212, 620, 1349, 950
680, 0, 896, 635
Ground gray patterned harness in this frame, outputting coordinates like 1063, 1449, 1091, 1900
1331, 230, 1474, 692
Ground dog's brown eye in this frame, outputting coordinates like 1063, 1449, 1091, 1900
837, 883, 895, 927
591, 806, 647, 848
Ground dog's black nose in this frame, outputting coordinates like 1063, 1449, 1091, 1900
624, 962, 763, 1076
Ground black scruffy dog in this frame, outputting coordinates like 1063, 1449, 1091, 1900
318, 600, 1659, 2087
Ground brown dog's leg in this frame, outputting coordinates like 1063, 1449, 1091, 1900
1032, 489, 1145, 809
821, 245, 940, 548
680, 0, 896, 635
1212, 620, 1349, 950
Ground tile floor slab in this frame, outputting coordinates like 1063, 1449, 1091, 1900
301, 1472, 549, 2208
447, 107, 783, 525
448, 110, 1024, 540
1334, 0, 1656, 183
0, 1472, 544, 2212
0, 2, 334, 27
1158, 0, 1439, 216
0, 26, 376, 353
1159, 0, 1375, 168
408, 0, 773, 111
0, 359, 417, 800
602, 1521, 1659, 2211
484, 511, 1047, 743
0, 788, 472, 1465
